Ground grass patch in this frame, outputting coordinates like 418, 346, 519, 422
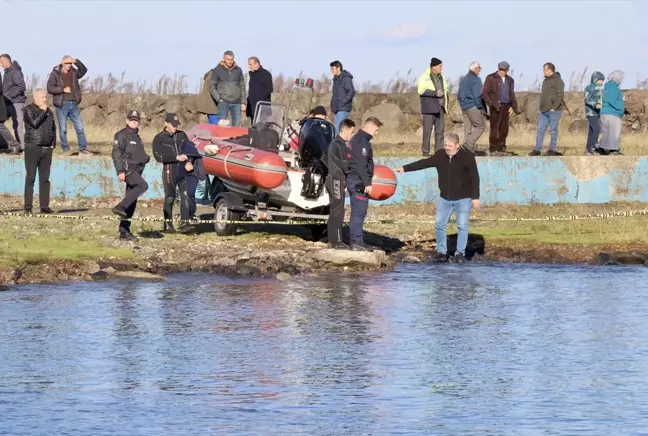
0, 218, 133, 266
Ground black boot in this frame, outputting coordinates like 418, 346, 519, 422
163, 221, 176, 234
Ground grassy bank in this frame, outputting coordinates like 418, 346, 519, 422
0, 199, 645, 285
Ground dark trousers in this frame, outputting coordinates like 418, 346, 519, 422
163, 165, 179, 226
179, 175, 199, 220
347, 177, 368, 245
586, 116, 601, 152
117, 170, 148, 234
326, 174, 346, 246
422, 112, 444, 155
24, 145, 53, 211
488, 104, 511, 152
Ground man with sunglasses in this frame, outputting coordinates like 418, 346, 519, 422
46, 55, 91, 156
482, 61, 519, 156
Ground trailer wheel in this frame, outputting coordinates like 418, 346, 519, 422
214, 197, 241, 236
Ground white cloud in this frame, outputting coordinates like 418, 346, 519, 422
382, 23, 428, 42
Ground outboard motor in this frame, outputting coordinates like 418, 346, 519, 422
297, 118, 334, 199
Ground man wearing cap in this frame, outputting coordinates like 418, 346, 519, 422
417, 57, 449, 156
482, 61, 520, 156
111, 110, 150, 240
152, 113, 194, 233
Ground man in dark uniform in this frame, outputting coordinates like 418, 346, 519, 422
326, 118, 356, 249
111, 110, 150, 240
152, 113, 190, 233
346, 116, 382, 251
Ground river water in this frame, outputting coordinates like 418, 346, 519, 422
1, 263, 647, 435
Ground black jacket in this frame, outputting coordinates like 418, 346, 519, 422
152, 129, 190, 165
327, 136, 350, 176
2, 61, 27, 104
112, 126, 150, 175
46, 59, 88, 108
347, 129, 374, 188
402, 148, 480, 200
246, 66, 273, 118
331, 70, 355, 113
0, 87, 7, 122
23, 104, 56, 147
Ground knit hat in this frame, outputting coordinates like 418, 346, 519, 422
430, 57, 442, 67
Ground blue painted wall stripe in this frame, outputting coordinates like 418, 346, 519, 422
2, 156, 646, 205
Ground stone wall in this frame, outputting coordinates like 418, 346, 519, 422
41, 89, 648, 134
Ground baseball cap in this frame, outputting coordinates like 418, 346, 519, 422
165, 113, 181, 127
498, 61, 510, 70
127, 110, 140, 121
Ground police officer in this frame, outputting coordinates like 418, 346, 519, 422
152, 113, 191, 233
346, 116, 382, 251
326, 118, 356, 249
111, 110, 150, 240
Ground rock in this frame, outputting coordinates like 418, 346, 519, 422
11, 269, 22, 282
91, 271, 109, 281
599, 251, 648, 265
312, 249, 387, 268
0, 285, 12, 291
276, 272, 292, 281
279, 264, 300, 275
362, 103, 405, 132
404, 255, 422, 263
110, 270, 164, 281
236, 266, 263, 277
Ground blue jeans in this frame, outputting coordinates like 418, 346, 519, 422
347, 177, 368, 244
334, 111, 350, 134
436, 197, 471, 256
217, 103, 241, 127
207, 114, 220, 124
56, 101, 88, 152
535, 110, 562, 152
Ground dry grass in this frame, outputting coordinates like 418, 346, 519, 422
22, 67, 648, 96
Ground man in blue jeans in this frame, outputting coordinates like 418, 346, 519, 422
529, 62, 565, 156
210, 50, 246, 127
46, 55, 91, 156
330, 60, 355, 134
396, 133, 481, 263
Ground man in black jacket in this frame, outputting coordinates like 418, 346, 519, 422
46, 55, 90, 156
111, 110, 150, 240
347, 117, 382, 251
330, 60, 355, 134
1, 54, 27, 153
0, 85, 20, 152
326, 118, 356, 249
246, 57, 273, 126
152, 113, 192, 233
23, 89, 56, 214
396, 133, 480, 263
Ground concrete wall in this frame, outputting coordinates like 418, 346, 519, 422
2, 155, 647, 205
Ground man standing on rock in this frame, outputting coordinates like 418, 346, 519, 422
1, 54, 27, 154
482, 61, 519, 156
330, 60, 355, 134
529, 62, 565, 156
326, 118, 356, 250
111, 110, 150, 240
210, 50, 246, 127
395, 133, 480, 263
23, 89, 56, 214
246, 56, 273, 126
347, 117, 382, 252
152, 113, 192, 234
46, 55, 91, 156
417, 57, 448, 156
457, 61, 486, 155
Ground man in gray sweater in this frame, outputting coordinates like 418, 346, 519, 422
210, 50, 247, 127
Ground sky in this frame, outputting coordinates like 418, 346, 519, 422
1, 0, 646, 91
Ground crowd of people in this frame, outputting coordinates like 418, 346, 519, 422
0, 51, 629, 258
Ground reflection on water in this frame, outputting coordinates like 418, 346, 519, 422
1, 263, 648, 435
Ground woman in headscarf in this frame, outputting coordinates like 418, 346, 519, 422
599, 70, 626, 155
